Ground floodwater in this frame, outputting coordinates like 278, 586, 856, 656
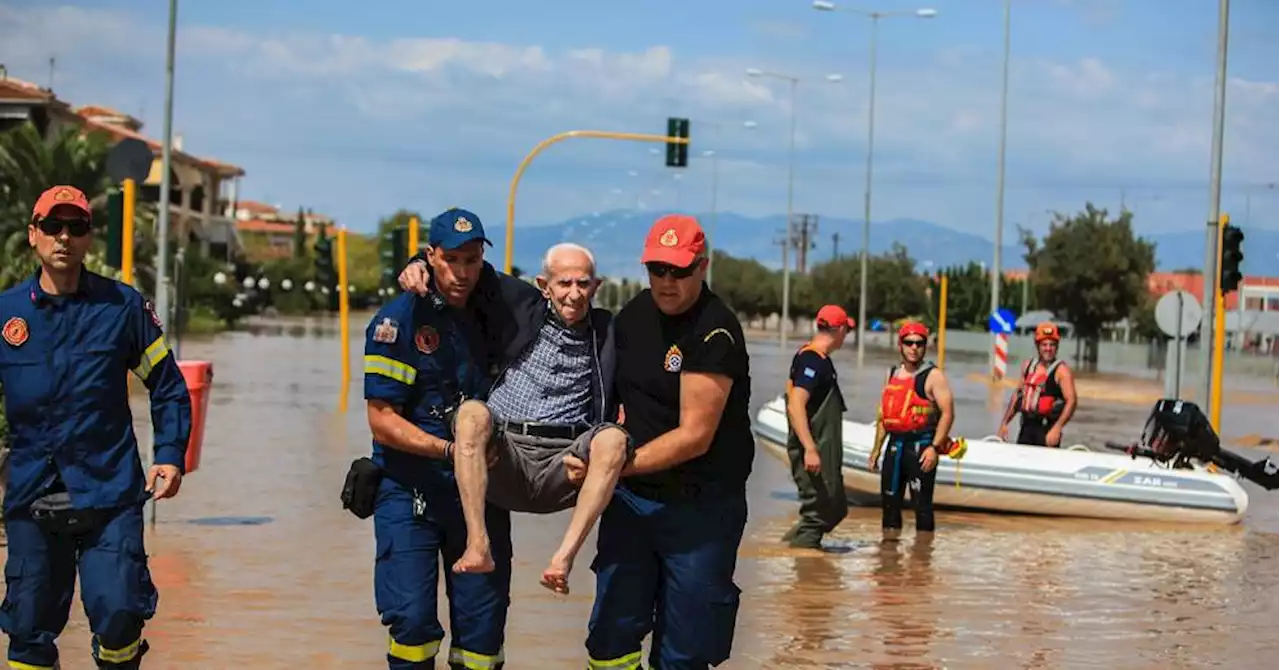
7, 315, 1276, 669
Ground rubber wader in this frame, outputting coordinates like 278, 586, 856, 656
783, 381, 849, 548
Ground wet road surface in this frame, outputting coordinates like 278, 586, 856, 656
9, 316, 1276, 669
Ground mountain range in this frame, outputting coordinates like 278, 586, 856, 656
496, 209, 1278, 281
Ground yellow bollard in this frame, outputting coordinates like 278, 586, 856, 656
337, 227, 351, 412
408, 216, 420, 260
121, 178, 136, 286
1209, 214, 1228, 432
937, 275, 948, 369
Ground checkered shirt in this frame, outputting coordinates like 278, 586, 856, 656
485, 307, 596, 425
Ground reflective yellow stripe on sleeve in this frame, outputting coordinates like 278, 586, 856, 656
587, 651, 643, 670
8, 661, 56, 670
364, 355, 418, 385
131, 336, 170, 381
389, 636, 440, 663
96, 636, 142, 664
448, 647, 505, 669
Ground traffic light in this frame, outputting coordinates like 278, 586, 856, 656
1219, 223, 1244, 294
381, 226, 407, 290
103, 187, 124, 270
665, 117, 690, 168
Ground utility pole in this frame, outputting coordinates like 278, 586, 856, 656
832, 232, 841, 261
793, 214, 818, 273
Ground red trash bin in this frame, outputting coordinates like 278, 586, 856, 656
177, 360, 214, 474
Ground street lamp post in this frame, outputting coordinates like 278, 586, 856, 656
746, 68, 799, 350
992, 0, 1012, 369
813, 0, 936, 367
745, 69, 842, 349
1199, 0, 1230, 405
705, 148, 719, 287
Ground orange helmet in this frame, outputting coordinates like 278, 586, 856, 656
1034, 321, 1060, 343
898, 321, 929, 341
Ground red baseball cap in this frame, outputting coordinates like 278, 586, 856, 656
898, 321, 929, 340
815, 304, 855, 329
32, 185, 92, 222
640, 214, 706, 268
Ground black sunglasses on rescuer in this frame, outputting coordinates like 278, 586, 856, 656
645, 258, 702, 279
35, 217, 92, 238
901, 338, 927, 348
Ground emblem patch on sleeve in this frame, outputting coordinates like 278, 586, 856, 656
373, 318, 399, 344
664, 344, 683, 373
2, 317, 29, 347
144, 300, 164, 329
415, 325, 440, 354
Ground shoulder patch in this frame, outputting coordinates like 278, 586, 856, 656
143, 300, 164, 329
3, 317, 29, 347
415, 325, 440, 354
703, 327, 734, 344
372, 317, 399, 344
803, 367, 816, 378
664, 344, 683, 373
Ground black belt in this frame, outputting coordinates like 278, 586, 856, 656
497, 420, 589, 440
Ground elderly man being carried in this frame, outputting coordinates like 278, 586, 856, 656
399, 242, 631, 594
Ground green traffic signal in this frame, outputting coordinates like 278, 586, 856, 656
1219, 224, 1244, 294
104, 188, 124, 270
665, 117, 690, 168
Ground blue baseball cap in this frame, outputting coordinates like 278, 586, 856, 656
428, 207, 492, 250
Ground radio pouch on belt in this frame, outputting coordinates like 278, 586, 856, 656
29, 491, 106, 536
341, 457, 382, 520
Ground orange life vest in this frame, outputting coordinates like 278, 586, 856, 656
1019, 359, 1064, 417
878, 362, 936, 434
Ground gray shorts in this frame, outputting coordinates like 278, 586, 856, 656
485, 422, 630, 514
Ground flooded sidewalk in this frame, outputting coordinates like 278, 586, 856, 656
8, 325, 1275, 668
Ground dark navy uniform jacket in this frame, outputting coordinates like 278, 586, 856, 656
0, 269, 192, 515
363, 285, 492, 490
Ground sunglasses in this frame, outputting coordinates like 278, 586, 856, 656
35, 217, 91, 238
901, 338, 927, 348
645, 259, 701, 279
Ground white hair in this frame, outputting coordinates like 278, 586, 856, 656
541, 242, 597, 278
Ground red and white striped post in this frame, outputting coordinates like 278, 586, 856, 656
992, 333, 1009, 380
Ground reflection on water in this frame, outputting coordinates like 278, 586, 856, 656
1, 320, 1271, 668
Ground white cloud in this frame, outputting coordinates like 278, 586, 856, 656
0, 3, 1275, 240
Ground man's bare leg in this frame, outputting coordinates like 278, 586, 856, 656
541, 427, 628, 594
451, 400, 496, 574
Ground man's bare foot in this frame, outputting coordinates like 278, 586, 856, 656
540, 554, 573, 594
452, 542, 495, 574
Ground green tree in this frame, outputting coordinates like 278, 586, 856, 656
926, 262, 1028, 330
804, 243, 928, 323
1020, 203, 1156, 365
707, 250, 780, 317
0, 122, 115, 289
292, 207, 307, 259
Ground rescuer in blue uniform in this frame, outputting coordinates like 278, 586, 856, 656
0, 185, 192, 670
358, 208, 511, 670
585, 214, 753, 670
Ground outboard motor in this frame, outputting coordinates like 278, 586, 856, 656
1110, 399, 1279, 490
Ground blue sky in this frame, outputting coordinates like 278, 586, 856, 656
1, 0, 1277, 251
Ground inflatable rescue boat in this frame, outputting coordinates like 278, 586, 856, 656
751, 395, 1251, 525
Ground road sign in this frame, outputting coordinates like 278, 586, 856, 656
988, 308, 1016, 334
1154, 290, 1203, 339
105, 138, 154, 184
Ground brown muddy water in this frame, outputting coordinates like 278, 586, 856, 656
10, 316, 1277, 669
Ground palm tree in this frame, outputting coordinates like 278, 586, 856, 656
0, 121, 115, 290
0, 121, 115, 452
